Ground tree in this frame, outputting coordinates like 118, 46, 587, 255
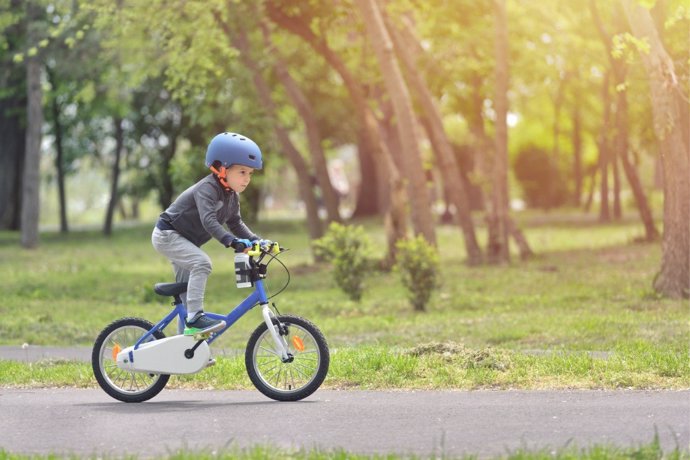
487, 0, 511, 263
265, 1, 409, 262
590, 0, 659, 241
20, 1, 43, 249
0, 0, 27, 231
622, 0, 689, 298
383, 11, 482, 264
355, 0, 436, 246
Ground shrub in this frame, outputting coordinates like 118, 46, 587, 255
313, 222, 372, 302
513, 145, 568, 210
394, 236, 440, 311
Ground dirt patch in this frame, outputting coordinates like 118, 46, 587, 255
406, 341, 512, 371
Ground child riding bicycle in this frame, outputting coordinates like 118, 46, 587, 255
151, 132, 275, 336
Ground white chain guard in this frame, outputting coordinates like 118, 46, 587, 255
116, 335, 210, 375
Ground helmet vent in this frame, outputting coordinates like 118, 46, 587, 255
249, 155, 256, 160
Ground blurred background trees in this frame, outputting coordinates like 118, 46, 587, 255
0, 0, 687, 297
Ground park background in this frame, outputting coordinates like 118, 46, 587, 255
0, 0, 688, 393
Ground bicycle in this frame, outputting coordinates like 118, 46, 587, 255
91, 241, 329, 403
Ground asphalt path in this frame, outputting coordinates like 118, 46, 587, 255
1, 388, 688, 458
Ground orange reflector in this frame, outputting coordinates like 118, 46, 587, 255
292, 336, 305, 352
112, 343, 121, 361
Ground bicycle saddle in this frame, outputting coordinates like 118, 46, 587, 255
154, 282, 188, 297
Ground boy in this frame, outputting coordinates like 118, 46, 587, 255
152, 132, 269, 335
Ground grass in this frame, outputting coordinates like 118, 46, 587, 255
0, 212, 688, 389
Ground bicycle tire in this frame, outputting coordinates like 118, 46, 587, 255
245, 315, 329, 401
92, 317, 170, 403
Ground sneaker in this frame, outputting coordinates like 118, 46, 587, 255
184, 312, 226, 336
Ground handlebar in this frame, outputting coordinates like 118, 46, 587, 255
246, 241, 282, 258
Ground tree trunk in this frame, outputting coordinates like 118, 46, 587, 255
612, 147, 622, 219
622, 0, 689, 298
598, 72, 611, 222
265, 3, 408, 255
46, 67, 69, 233
615, 85, 659, 241
0, 82, 26, 231
385, 14, 482, 264
353, 128, 381, 217
591, 0, 657, 237
572, 99, 583, 206
21, 5, 43, 249
229, 26, 323, 241
0, 2, 27, 231
355, 0, 436, 245
103, 117, 123, 236
488, 0, 511, 264
260, 21, 341, 225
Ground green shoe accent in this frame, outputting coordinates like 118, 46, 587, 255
184, 327, 203, 336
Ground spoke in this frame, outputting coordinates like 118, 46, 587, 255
292, 361, 317, 376
258, 361, 281, 375
258, 345, 280, 357
289, 364, 311, 380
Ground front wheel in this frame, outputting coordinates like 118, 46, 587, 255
246, 315, 329, 401
92, 317, 170, 403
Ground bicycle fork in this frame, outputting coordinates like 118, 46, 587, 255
261, 303, 291, 362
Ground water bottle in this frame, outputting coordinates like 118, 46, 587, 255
234, 252, 252, 288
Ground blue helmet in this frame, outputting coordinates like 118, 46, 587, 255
205, 132, 263, 170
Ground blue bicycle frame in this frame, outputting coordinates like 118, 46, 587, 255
133, 280, 270, 350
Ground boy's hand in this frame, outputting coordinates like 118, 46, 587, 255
230, 238, 253, 251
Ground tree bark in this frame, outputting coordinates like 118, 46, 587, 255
355, 0, 436, 245
265, 3, 408, 258
353, 129, 381, 217
260, 21, 341, 224
0, 2, 27, 231
0, 81, 26, 231
228, 26, 323, 241
21, 4, 43, 249
590, 0, 659, 240
572, 99, 583, 206
622, 0, 689, 298
488, 0, 511, 263
384, 14, 482, 264
46, 67, 69, 233
103, 117, 123, 236
598, 72, 611, 222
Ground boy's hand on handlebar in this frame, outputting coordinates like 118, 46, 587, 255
230, 238, 253, 251
253, 239, 281, 254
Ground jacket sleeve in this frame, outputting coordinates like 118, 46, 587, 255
193, 181, 234, 246
226, 195, 260, 241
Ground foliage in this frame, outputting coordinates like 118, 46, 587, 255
313, 222, 373, 302
393, 236, 440, 311
513, 145, 569, 210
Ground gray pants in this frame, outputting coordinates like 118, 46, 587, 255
151, 227, 212, 314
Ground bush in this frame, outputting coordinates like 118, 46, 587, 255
313, 222, 372, 302
513, 145, 569, 210
394, 236, 440, 311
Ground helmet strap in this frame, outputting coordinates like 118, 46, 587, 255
210, 165, 231, 191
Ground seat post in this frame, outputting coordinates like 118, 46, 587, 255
173, 294, 183, 306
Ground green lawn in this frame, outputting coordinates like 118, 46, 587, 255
0, 213, 688, 389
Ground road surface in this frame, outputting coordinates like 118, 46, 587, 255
1, 388, 687, 457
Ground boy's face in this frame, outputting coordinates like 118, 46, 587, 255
225, 164, 254, 193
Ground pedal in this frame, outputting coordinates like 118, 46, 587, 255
205, 358, 216, 368
193, 332, 211, 341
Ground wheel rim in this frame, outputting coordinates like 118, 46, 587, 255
252, 323, 321, 394
98, 325, 162, 396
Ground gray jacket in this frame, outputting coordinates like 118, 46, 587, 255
158, 174, 258, 247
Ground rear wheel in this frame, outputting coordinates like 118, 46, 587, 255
92, 317, 170, 402
246, 315, 329, 401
